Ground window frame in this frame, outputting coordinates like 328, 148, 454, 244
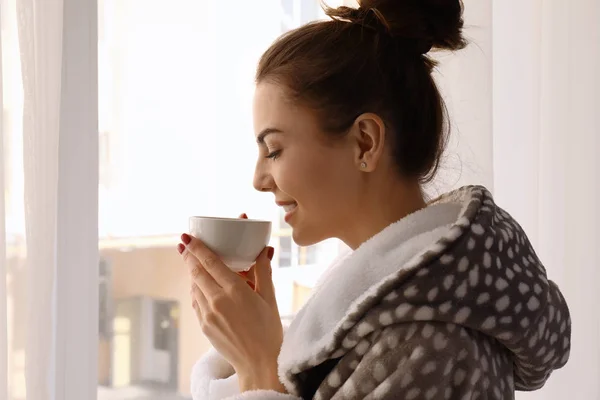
54, 0, 100, 398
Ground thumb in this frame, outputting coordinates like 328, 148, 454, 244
255, 246, 277, 307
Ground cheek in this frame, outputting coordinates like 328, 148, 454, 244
272, 152, 318, 199
276, 150, 354, 208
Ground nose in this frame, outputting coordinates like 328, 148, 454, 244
253, 160, 275, 193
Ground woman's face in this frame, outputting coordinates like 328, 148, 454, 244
252, 82, 360, 246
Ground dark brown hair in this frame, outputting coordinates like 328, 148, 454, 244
256, 0, 466, 183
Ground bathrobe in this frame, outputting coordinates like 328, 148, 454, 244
191, 186, 571, 399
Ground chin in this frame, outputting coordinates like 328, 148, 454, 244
291, 232, 315, 247
291, 223, 330, 247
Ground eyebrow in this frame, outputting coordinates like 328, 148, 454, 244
256, 128, 283, 144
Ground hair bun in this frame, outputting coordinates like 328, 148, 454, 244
326, 0, 466, 53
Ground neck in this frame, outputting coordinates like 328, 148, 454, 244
339, 179, 426, 250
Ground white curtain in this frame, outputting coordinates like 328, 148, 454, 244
492, 1, 600, 399
436, 0, 600, 398
1, 0, 98, 399
19, 0, 64, 398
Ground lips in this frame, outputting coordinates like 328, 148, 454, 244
276, 201, 298, 223
276, 200, 297, 209
282, 203, 297, 213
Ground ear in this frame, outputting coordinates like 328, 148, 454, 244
349, 113, 386, 172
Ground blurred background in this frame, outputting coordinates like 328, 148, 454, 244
3, 1, 346, 399
1, 0, 598, 399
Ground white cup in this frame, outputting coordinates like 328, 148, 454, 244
188, 216, 272, 272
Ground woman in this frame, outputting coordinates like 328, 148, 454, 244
178, 0, 571, 398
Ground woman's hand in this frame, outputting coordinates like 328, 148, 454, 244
177, 217, 286, 393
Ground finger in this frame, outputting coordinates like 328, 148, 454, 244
247, 264, 257, 290
181, 241, 222, 297
192, 298, 202, 322
185, 255, 222, 298
254, 246, 278, 307
236, 272, 256, 290
191, 283, 207, 320
192, 297, 202, 321
181, 233, 239, 289
238, 264, 255, 280
245, 265, 256, 286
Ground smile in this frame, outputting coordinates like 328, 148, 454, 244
281, 202, 297, 222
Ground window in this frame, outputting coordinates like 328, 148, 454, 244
301, 244, 319, 265
153, 302, 172, 352
2, 108, 13, 216
279, 236, 293, 267
98, 258, 112, 339
98, 131, 112, 188
96, 1, 347, 398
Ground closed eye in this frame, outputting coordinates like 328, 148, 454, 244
265, 150, 282, 160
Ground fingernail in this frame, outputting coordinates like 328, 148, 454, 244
181, 233, 191, 245
241, 213, 248, 219
247, 281, 255, 290
267, 246, 274, 261
177, 243, 185, 254
239, 270, 249, 277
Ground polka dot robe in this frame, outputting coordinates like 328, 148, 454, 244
278, 186, 571, 400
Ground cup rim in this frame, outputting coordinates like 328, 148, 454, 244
189, 216, 271, 224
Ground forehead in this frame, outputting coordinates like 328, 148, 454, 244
253, 82, 317, 134
253, 82, 293, 126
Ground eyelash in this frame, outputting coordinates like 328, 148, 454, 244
265, 150, 281, 160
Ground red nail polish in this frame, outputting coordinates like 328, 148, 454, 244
241, 213, 248, 219
177, 243, 185, 254
267, 246, 274, 261
239, 270, 249, 277
248, 281, 255, 290
181, 233, 191, 245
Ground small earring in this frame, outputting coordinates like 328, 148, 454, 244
360, 161, 367, 169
